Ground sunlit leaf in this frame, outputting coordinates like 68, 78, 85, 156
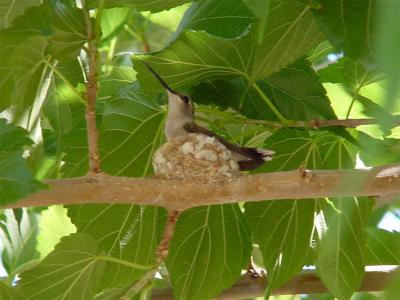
88, 0, 192, 12
166, 204, 251, 300
36, 206, 76, 258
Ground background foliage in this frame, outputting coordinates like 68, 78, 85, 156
0, 0, 399, 299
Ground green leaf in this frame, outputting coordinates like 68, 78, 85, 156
244, 199, 316, 291
376, 0, 400, 118
49, 2, 87, 59
15, 233, 107, 300
0, 119, 46, 205
89, 0, 192, 12
0, 0, 40, 29
0, 281, 16, 300
386, 270, 400, 300
68, 205, 166, 289
316, 197, 371, 300
134, 30, 253, 93
178, 0, 255, 38
36, 206, 76, 258
9, 35, 48, 117
365, 228, 400, 265
191, 59, 336, 121
313, 0, 378, 61
100, 7, 133, 42
99, 83, 165, 176
166, 204, 251, 300
0, 209, 40, 278
251, 0, 324, 79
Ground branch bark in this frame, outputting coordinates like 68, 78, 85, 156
6, 164, 400, 210
83, 2, 101, 174
151, 269, 397, 299
245, 116, 400, 129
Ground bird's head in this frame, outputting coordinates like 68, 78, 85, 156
144, 63, 194, 117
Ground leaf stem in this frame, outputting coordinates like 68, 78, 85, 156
251, 81, 289, 124
96, 255, 154, 270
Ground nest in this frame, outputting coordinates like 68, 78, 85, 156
153, 133, 241, 183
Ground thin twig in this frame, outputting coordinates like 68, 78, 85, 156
82, 1, 101, 174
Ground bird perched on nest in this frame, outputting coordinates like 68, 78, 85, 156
145, 63, 274, 183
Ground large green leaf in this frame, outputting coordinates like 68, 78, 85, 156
251, 0, 324, 79
191, 59, 337, 121
9, 35, 48, 117
88, 0, 192, 12
178, 0, 255, 38
66, 83, 167, 289
245, 199, 316, 291
134, 30, 253, 93
99, 83, 165, 176
166, 204, 251, 300
316, 197, 371, 300
0, 281, 15, 300
245, 128, 357, 294
68, 205, 166, 288
0, 0, 40, 29
0, 4, 51, 113
365, 228, 400, 265
49, 1, 87, 59
313, 0, 378, 61
0, 119, 46, 205
15, 233, 107, 300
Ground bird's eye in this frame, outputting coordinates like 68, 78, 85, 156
181, 95, 190, 103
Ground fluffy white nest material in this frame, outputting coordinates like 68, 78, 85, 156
153, 133, 241, 183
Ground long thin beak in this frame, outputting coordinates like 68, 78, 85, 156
143, 62, 177, 94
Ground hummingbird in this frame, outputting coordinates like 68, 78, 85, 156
144, 63, 274, 171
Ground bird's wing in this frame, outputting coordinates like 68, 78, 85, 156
183, 123, 274, 171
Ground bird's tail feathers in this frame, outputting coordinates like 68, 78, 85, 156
256, 148, 274, 161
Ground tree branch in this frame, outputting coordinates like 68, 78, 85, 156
245, 116, 400, 129
6, 164, 400, 210
83, 2, 101, 174
151, 269, 397, 299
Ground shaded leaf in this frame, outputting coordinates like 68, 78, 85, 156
166, 204, 251, 300
0, 0, 40, 29
245, 199, 316, 291
0, 281, 15, 300
313, 0, 378, 61
49, 2, 87, 59
0, 120, 46, 205
365, 228, 400, 265
178, 0, 255, 38
316, 197, 371, 300
15, 233, 107, 300
251, 0, 324, 79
